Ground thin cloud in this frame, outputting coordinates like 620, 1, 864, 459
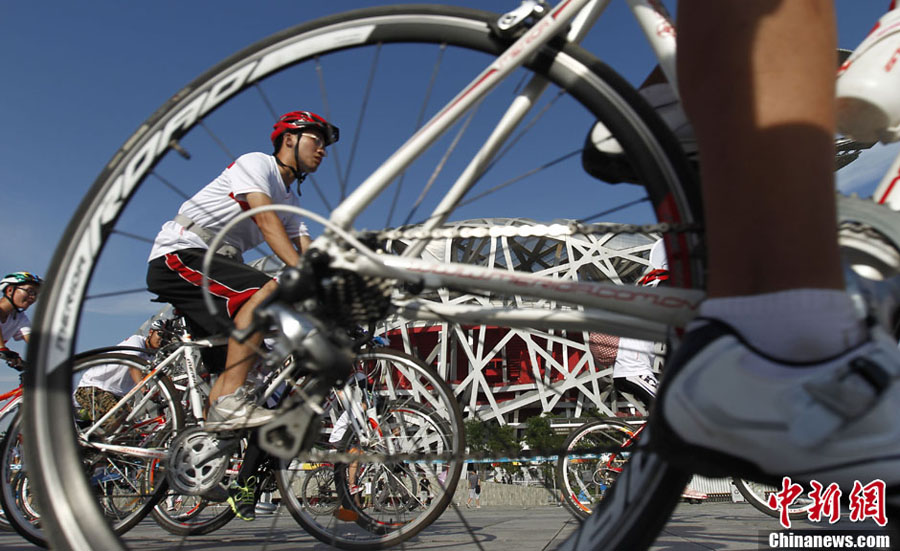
82, 292, 160, 317
836, 142, 900, 197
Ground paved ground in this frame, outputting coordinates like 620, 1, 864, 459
0, 501, 892, 550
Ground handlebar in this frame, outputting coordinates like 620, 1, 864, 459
0, 348, 25, 372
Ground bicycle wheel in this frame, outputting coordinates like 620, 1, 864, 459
24, 5, 702, 549
277, 348, 465, 549
300, 464, 340, 516
4, 352, 184, 547
0, 398, 21, 534
74, 353, 184, 534
148, 443, 242, 536
149, 489, 236, 536
1, 415, 45, 546
333, 400, 453, 532
557, 418, 635, 520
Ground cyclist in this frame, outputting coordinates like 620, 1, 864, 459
613, 239, 667, 406
328, 372, 372, 513
73, 319, 167, 431
146, 110, 339, 521
146, 110, 339, 431
653, 1, 900, 496
0, 271, 42, 371
588, 241, 708, 503
588, 240, 666, 408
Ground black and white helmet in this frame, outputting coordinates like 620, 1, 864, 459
0, 271, 42, 294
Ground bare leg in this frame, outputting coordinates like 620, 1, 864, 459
677, 0, 842, 298
208, 278, 279, 405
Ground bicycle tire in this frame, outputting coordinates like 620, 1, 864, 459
149, 493, 236, 536
300, 464, 340, 516
0, 397, 21, 533
149, 445, 241, 536
276, 348, 465, 549
24, 5, 703, 550
0, 415, 45, 546
557, 418, 635, 520
75, 353, 185, 534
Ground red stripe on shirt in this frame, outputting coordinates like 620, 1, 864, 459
228, 192, 251, 211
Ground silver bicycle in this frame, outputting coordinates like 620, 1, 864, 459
22, 1, 900, 549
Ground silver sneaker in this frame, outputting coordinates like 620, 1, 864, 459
206, 387, 276, 431
656, 320, 900, 490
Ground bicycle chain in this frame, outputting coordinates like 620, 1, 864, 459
370, 196, 895, 244
375, 221, 702, 242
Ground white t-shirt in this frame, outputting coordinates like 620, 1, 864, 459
648, 238, 668, 271
612, 336, 655, 379
148, 152, 309, 261
0, 311, 31, 345
612, 238, 666, 378
329, 411, 351, 444
76, 334, 150, 397
329, 378, 371, 444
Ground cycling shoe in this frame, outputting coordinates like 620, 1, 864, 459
654, 319, 900, 490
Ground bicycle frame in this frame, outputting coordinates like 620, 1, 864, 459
0, 384, 23, 429
80, 342, 204, 440
0, 386, 23, 416
330, 0, 679, 231
313, 0, 702, 341
78, 333, 221, 457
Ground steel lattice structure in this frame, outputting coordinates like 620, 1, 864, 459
380, 218, 661, 427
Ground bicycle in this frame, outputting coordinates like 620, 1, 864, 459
556, 416, 814, 522
21, 1, 900, 549
276, 383, 462, 548
137, 310, 464, 546
0, 371, 23, 533
1, 347, 183, 547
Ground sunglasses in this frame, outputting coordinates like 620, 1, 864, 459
301, 133, 327, 149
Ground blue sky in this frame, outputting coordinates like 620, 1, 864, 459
1, 1, 895, 386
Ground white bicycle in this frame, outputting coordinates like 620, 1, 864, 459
22, 1, 900, 550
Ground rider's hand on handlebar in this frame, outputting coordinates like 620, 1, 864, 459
0, 347, 24, 371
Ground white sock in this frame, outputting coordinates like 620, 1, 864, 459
697, 289, 867, 361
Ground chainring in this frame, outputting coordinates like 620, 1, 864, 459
166, 427, 237, 496
838, 194, 900, 279
837, 194, 900, 334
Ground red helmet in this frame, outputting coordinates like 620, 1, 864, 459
271, 111, 339, 147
